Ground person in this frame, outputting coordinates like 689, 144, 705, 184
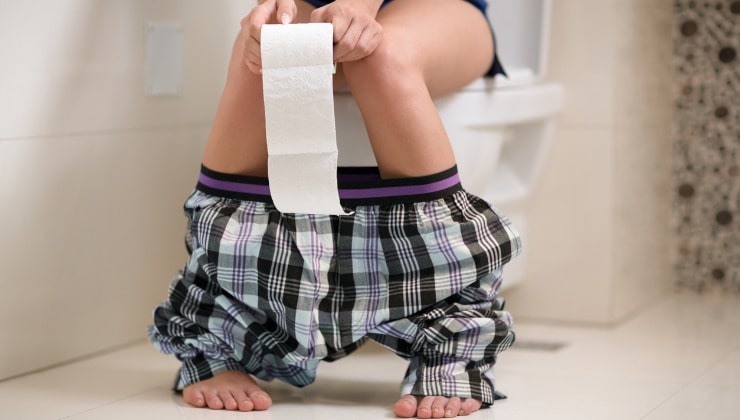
148, 0, 520, 418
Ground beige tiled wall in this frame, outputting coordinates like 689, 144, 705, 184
502, 0, 675, 324
0, 1, 253, 380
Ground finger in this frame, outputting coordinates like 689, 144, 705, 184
241, 1, 281, 74
334, 18, 363, 62
240, 29, 264, 74
309, 6, 326, 24
245, 50, 262, 74
337, 25, 382, 62
310, 5, 342, 26
276, 0, 296, 24
244, 0, 277, 44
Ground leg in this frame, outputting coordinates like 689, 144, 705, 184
374, 286, 514, 418
201, 1, 318, 176
150, 200, 324, 412
340, 0, 494, 178
150, 248, 277, 412
175, 2, 333, 411
341, 3, 501, 412
360, 186, 519, 418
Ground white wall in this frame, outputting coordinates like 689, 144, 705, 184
501, 0, 675, 325
0, 0, 253, 380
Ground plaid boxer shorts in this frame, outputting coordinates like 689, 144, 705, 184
148, 164, 521, 404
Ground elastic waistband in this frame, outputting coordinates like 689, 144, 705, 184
196, 165, 463, 207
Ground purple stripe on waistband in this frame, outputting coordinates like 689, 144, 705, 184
338, 174, 461, 198
197, 165, 462, 202
199, 173, 271, 195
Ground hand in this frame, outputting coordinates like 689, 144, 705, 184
311, 0, 384, 62
240, 0, 298, 74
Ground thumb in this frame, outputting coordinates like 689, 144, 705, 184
276, 0, 297, 24
309, 5, 329, 24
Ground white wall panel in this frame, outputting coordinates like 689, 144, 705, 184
0, 0, 251, 379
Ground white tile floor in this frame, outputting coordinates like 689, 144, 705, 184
2, 291, 739, 420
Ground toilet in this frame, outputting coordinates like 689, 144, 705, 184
335, 0, 564, 290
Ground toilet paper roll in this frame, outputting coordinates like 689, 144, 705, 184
261, 23, 350, 215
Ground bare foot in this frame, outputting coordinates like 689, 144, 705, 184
393, 394, 482, 418
182, 371, 272, 411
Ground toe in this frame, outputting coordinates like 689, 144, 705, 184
232, 389, 254, 412
182, 388, 206, 408
248, 390, 272, 411
431, 396, 448, 418
179, 372, 269, 412
204, 390, 224, 410
417, 396, 435, 419
219, 390, 238, 410
237, 375, 272, 411
444, 397, 462, 418
459, 398, 482, 416
393, 395, 419, 418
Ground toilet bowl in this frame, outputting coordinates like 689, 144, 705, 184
335, 0, 563, 290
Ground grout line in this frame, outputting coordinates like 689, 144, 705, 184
609, 291, 679, 327
638, 379, 691, 420
56, 386, 163, 420
0, 339, 149, 385
638, 348, 735, 419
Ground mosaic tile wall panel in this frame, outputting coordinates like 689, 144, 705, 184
674, 0, 739, 292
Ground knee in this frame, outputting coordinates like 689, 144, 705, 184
342, 31, 423, 91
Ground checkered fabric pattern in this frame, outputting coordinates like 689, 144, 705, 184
149, 185, 520, 404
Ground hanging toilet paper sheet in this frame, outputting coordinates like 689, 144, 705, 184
260, 23, 350, 215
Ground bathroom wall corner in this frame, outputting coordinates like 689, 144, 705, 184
503, 0, 676, 325
608, 0, 675, 321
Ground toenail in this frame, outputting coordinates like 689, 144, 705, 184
445, 409, 453, 417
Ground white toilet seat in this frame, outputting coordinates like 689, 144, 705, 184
437, 78, 563, 127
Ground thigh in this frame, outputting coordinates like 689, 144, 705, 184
376, 0, 494, 98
